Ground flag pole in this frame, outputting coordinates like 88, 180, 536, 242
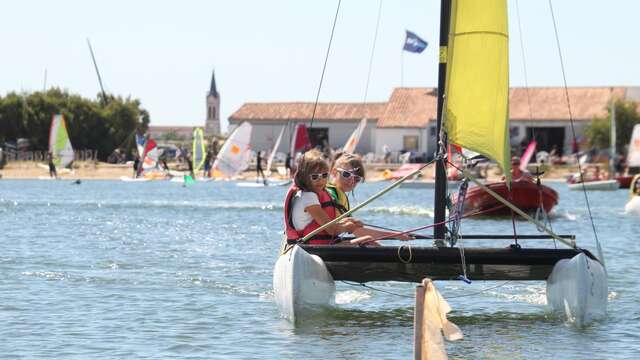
401, 49, 404, 86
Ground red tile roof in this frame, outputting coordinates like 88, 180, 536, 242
229, 87, 636, 128
229, 102, 386, 122
377, 88, 437, 128
508, 87, 627, 121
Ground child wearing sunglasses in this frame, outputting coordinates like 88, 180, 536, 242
285, 149, 374, 245
327, 152, 413, 241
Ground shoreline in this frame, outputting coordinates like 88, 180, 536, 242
0, 160, 578, 182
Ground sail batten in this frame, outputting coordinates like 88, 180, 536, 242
445, 0, 511, 181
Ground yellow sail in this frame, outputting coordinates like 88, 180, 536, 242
444, 0, 511, 181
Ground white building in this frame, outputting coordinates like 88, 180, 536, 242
226, 86, 640, 160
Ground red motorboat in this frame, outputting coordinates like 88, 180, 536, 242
455, 176, 559, 217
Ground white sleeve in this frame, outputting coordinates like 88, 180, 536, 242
291, 191, 321, 231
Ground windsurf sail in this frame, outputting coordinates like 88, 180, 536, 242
290, 123, 311, 156
212, 122, 252, 178
139, 136, 159, 175
192, 128, 206, 172
342, 118, 367, 154
627, 124, 640, 168
48, 114, 74, 168
266, 125, 285, 176
520, 140, 537, 171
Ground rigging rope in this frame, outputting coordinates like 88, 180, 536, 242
547, 0, 605, 265
309, 0, 342, 130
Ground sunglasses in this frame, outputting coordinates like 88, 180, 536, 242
310, 172, 329, 181
336, 168, 362, 183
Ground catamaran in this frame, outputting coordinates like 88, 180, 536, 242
274, 0, 607, 326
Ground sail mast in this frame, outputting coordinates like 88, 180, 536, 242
609, 91, 616, 179
433, 0, 452, 241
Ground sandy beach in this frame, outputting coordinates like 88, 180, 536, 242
0, 160, 577, 182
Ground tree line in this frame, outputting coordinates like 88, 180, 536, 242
0, 88, 149, 161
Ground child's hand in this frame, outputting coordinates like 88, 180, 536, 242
397, 232, 415, 241
349, 235, 380, 246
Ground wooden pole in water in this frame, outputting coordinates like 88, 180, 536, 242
414, 281, 426, 359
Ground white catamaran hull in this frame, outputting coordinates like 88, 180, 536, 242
568, 180, 619, 191
546, 253, 607, 327
624, 196, 640, 214
273, 245, 335, 323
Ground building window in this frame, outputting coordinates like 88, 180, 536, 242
403, 135, 419, 151
207, 106, 212, 119
510, 126, 519, 138
430, 127, 436, 137
212, 106, 216, 117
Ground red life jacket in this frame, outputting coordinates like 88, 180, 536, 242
284, 185, 338, 245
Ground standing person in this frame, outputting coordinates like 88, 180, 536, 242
47, 152, 58, 179
186, 154, 195, 179
382, 144, 391, 163
284, 149, 372, 245
284, 152, 292, 178
133, 154, 140, 178
203, 151, 213, 178
256, 151, 266, 183
328, 152, 412, 241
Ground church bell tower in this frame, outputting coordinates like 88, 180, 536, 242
205, 69, 221, 135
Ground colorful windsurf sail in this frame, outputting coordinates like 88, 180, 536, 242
48, 114, 74, 168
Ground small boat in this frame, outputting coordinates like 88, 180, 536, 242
568, 179, 619, 191
567, 165, 620, 191
459, 176, 558, 216
617, 124, 640, 188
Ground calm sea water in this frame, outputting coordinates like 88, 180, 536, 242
1, 179, 639, 359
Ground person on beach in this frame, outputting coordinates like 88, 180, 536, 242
327, 151, 412, 241
47, 152, 57, 179
284, 149, 374, 246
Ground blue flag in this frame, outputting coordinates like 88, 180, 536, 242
403, 30, 428, 53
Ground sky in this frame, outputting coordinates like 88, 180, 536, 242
2, 0, 639, 132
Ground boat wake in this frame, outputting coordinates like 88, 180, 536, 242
367, 206, 434, 217
335, 290, 372, 304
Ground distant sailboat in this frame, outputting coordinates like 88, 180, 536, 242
120, 134, 160, 182
192, 127, 206, 174
342, 118, 367, 154
624, 125, 640, 213
49, 114, 74, 169
212, 121, 252, 179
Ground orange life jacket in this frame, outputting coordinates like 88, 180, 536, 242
284, 185, 337, 245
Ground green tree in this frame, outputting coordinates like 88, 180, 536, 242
0, 88, 150, 161
585, 99, 640, 153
